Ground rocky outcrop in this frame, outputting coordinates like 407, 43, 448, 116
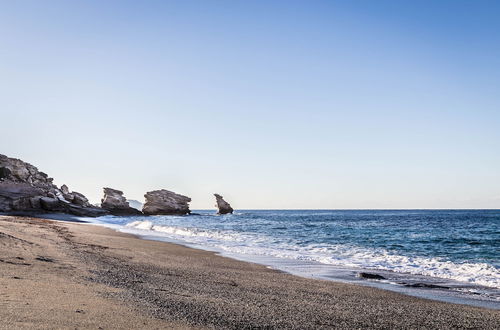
58, 184, 91, 207
0, 154, 108, 217
142, 190, 191, 215
214, 193, 233, 214
101, 187, 142, 216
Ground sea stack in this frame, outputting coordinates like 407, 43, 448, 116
101, 187, 143, 216
0, 154, 107, 217
214, 193, 233, 214
142, 189, 191, 215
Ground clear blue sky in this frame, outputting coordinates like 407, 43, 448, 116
1, 1, 499, 209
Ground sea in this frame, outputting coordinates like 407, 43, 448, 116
86, 209, 500, 309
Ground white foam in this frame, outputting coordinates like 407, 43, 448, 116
126, 220, 153, 230
123, 221, 500, 289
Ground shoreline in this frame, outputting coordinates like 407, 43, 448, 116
1, 215, 499, 329
92, 212, 500, 310
113, 231, 500, 310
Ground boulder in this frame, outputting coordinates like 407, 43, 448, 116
40, 197, 60, 211
142, 189, 191, 215
101, 187, 142, 216
0, 154, 108, 217
65, 204, 109, 217
60, 184, 70, 195
72, 192, 90, 207
29, 197, 42, 209
60, 184, 73, 201
358, 272, 386, 280
402, 283, 450, 289
214, 193, 233, 214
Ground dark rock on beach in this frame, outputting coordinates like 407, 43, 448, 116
403, 283, 450, 289
214, 193, 233, 214
101, 187, 143, 216
142, 189, 191, 215
0, 154, 108, 217
358, 272, 386, 280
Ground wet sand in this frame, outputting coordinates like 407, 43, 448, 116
0, 215, 498, 329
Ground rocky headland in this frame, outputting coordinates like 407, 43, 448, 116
142, 189, 191, 215
214, 193, 233, 214
101, 187, 143, 216
0, 154, 233, 218
0, 154, 107, 217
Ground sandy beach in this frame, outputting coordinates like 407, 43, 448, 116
0, 215, 498, 329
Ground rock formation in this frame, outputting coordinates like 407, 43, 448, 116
214, 193, 233, 214
0, 154, 107, 217
101, 187, 143, 216
142, 189, 191, 215
59, 184, 91, 207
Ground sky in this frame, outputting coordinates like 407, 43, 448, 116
1, 1, 499, 209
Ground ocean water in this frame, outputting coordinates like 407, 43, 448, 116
88, 210, 500, 308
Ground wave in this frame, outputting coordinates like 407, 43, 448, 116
124, 221, 500, 288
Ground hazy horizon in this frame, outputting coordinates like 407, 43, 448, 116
2, 1, 499, 209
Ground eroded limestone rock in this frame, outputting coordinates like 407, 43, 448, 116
0, 154, 107, 217
101, 187, 142, 216
142, 189, 191, 215
214, 193, 233, 214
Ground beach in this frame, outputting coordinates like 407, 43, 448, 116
0, 215, 498, 329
